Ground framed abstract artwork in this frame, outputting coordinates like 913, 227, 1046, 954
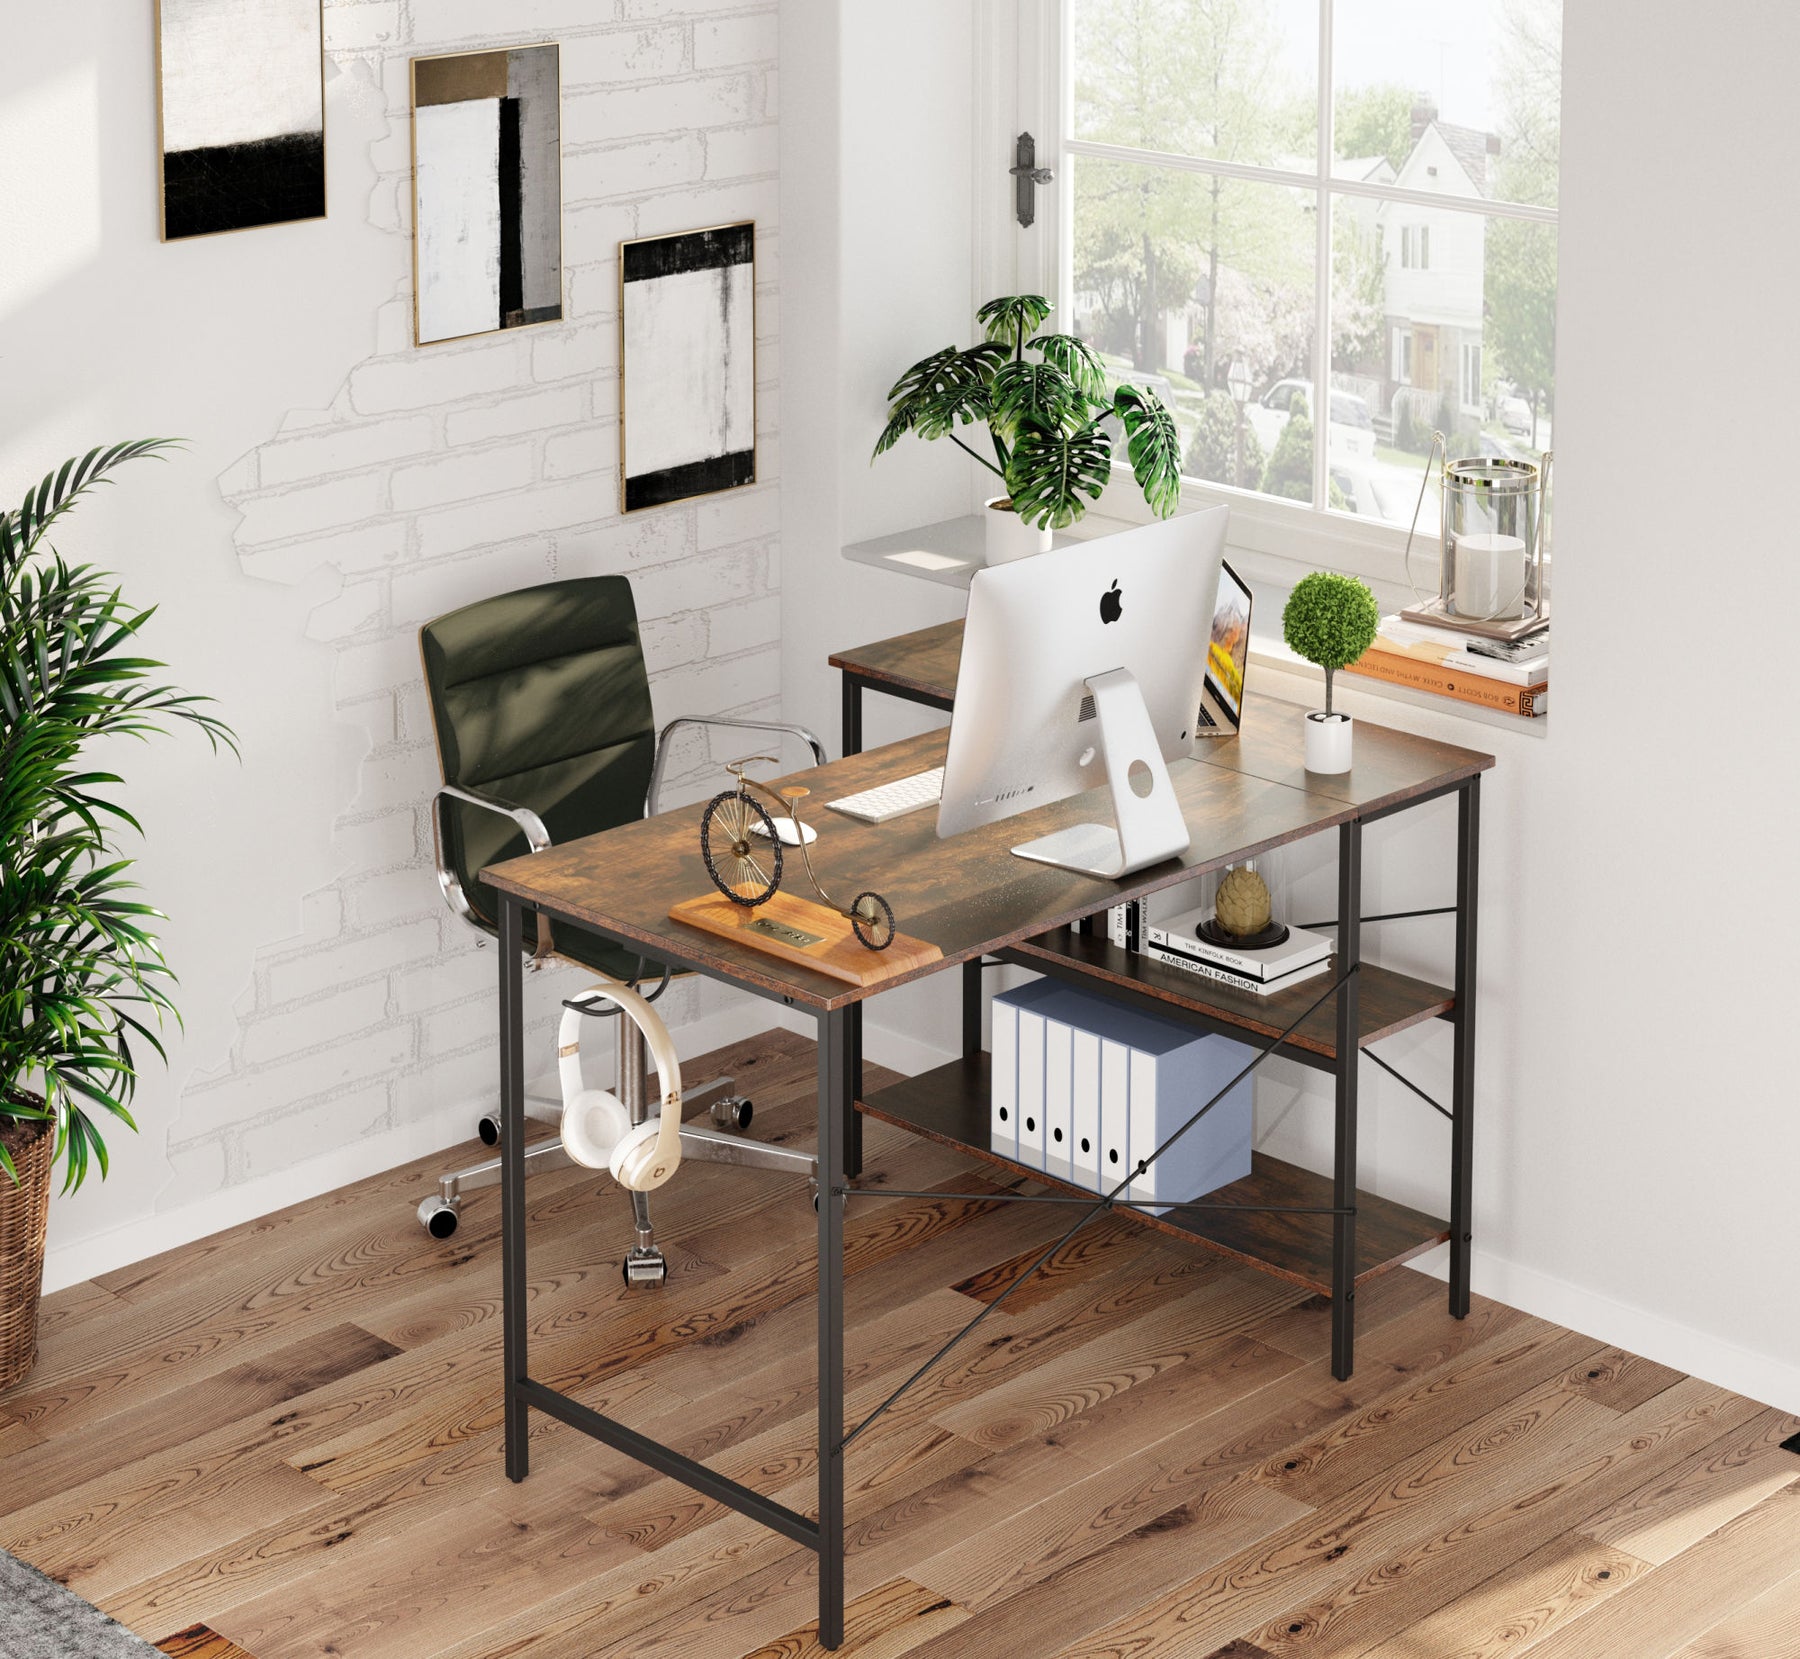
619, 222, 757, 512
155, 0, 326, 240
411, 45, 564, 347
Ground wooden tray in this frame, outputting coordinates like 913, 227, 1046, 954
669, 890, 941, 986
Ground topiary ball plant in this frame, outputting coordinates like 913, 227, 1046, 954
1282, 571, 1378, 718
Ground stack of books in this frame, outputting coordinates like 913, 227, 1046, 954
1344, 615, 1548, 717
1145, 905, 1334, 997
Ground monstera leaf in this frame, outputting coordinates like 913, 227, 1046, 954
1112, 384, 1183, 519
976, 294, 1053, 353
872, 343, 1006, 457
1030, 333, 1109, 404
1004, 423, 1113, 529
989, 361, 1079, 441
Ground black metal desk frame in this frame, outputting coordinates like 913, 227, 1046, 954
492, 670, 1481, 1653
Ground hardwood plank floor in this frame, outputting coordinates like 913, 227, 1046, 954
2, 1027, 1794, 1659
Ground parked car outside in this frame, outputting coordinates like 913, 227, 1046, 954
1246, 379, 1376, 463
1500, 394, 1533, 436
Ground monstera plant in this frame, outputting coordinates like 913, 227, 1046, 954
873, 295, 1182, 540
0, 440, 233, 1388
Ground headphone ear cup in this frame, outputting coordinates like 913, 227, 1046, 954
561, 1088, 630, 1169
609, 1119, 679, 1192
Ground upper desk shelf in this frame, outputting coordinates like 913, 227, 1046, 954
842, 513, 1074, 590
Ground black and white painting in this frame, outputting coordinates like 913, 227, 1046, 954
620, 223, 756, 512
157, 0, 326, 240
412, 46, 563, 346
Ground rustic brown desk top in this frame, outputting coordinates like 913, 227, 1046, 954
485, 656, 1493, 1012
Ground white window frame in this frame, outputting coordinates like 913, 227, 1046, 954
1461, 341, 1483, 412
981, 0, 1559, 592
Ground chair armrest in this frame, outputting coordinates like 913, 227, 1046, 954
432, 783, 555, 965
648, 716, 829, 817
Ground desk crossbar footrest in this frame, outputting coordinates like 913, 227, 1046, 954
518, 1378, 821, 1551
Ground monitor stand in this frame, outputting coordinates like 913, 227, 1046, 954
1011, 667, 1193, 880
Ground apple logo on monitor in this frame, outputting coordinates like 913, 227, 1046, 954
1099, 580, 1123, 624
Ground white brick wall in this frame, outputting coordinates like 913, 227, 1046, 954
174, 0, 784, 1196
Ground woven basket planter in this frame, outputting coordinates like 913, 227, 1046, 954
0, 1102, 54, 1393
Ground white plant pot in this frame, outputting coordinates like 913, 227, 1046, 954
1304, 711, 1353, 774
984, 497, 1053, 565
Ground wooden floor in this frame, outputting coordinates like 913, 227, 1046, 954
3, 1029, 1798, 1659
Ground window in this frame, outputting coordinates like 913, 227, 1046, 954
1400, 226, 1430, 270
1055, 0, 1561, 539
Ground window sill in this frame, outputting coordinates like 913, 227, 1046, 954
1247, 634, 1549, 739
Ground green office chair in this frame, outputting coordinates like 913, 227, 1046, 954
414, 575, 824, 1284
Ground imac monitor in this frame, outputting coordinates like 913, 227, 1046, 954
936, 505, 1231, 879
1196, 558, 1253, 736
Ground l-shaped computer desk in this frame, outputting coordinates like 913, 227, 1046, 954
484, 617, 1494, 1650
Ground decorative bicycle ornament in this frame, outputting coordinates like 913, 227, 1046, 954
700, 757, 898, 950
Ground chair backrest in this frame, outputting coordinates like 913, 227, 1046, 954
421, 576, 655, 930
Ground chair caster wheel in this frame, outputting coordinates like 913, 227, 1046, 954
478, 1114, 502, 1147
417, 1195, 461, 1239
622, 1248, 668, 1288
710, 1095, 754, 1131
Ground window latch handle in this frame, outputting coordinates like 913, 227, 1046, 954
1011, 132, 1054, 227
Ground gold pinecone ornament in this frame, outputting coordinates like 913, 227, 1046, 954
1214, 866, 1272, 937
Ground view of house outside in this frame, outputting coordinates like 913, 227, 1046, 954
1066, 0, 1560, 527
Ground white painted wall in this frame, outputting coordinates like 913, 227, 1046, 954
3, 0, 785, 1289
782, 0, 1800, 1411
780, 0, 980, 1068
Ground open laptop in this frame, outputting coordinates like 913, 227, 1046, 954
1194, 557, 1252, 739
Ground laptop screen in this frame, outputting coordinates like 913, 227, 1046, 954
1204, 559, 1253, 726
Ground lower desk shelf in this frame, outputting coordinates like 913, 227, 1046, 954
857, 1054, 1449, 1297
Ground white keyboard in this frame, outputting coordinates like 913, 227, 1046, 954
826, 766, 945, 824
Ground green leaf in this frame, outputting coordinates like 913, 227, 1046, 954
870, 343, 1006, 459
1030, 333, 1109, 403
989, 362, 1078, 441
1112, 384, 1184, 519
976, 295, 1053, 352
1003, 424, 1113, 530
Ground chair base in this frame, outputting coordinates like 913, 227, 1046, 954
416, 1074, 816, 1252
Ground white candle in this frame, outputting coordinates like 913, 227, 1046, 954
1454, 532, 1527, 620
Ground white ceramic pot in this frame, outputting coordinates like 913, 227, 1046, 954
1304, 711, 1353, 774
984, 496, 1053, 564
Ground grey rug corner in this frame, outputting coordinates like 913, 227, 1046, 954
1, 1550, 164, 1658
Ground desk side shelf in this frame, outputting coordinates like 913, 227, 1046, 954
1005, 928, 1453, 1067
857, 1055, 1449, 1295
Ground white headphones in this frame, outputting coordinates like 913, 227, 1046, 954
557, 978, 684, 1192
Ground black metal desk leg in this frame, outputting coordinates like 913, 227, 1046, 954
962, 958, 983, 1058
499, 894, 530, 1481
1332, 820, 1363, 1381
1450, 776, 1481, 1318
842, 674, 863, 757
816, 1008, 850, 1650
845, 1005, 864, 1178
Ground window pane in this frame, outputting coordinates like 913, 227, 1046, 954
1333, 0, 1561, 209
1071, 0, 1318, 169
1069, 155, 1316, 503
1328, 194, 1556, 527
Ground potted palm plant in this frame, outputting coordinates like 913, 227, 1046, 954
873, 294, 1182, 564
1282, 570, 1379, 774
1, 441, 232, 1390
